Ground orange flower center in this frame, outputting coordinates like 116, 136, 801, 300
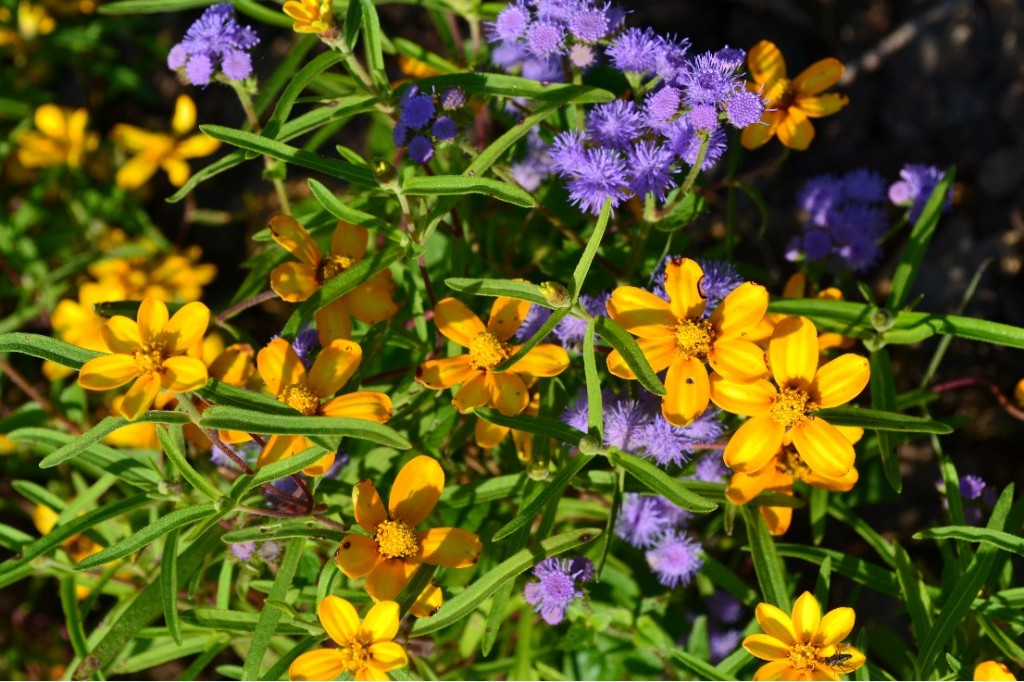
787, 643, 821, 672
764, 77, 794, 108
469, 331, 510, 370
778, 445, 811, 480
278, 384, 321, 416
132, 343, 167, 375
317, 254, 354, 282
338, 636, 372, 672
374, 519, 419, 559
770, 386, 814, 427
674, 319, 714, 360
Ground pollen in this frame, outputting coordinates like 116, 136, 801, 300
469, 331, 510, 370
786, 643, 821, 672
278, 384, 321, 416
770, 386, 813, 427
778, 445, 811, 480
338, 637, 371, 672
133, 344, 166, 375
673, 319, 714, 359
374, 519, 419, 559
317, 254, 354, 282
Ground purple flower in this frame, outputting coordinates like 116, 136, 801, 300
709, 627, 743, 663
666, 120, 727, 171
616, 494, 670, 548
523, 556, 593, 625
713, 46, 746, 70
842, 168, 886, 203
560, 390, 591, 433
678, 51, 739, 106
889, 163, 951, 222
231, 541, 256, 560
565, 147, 631, 215
692, 453, 729, 482
687, 104, 720, 132
168, 3, 259, 85
521, 55, 565, 82
407, 135, 434, 164
627, 140, 676, 201
568, 6, 609, 42
550, 130, 586, 175
603, 396, 649, 452
399, 90, 435, 130
516, 303, 553, 342
586, 100, 643, 151
607, 27, 663, 75
431, 116, 458, 141
708, 591, 744, 625
724, 90, 765, 128
645, 531, 703, 588
489, 2, 530, 42
569, 43, 596, 69
440, 87, 466, 110
960, 474, 987, 501
526, 22, 563, 58
293, 328, 320, 370
644, 86, 681, 128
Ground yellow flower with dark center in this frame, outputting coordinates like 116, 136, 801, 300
975, 661, 1017, 681
605, 257, 769, 426
710, 316, 869, 480
741, 40, 849, 151
725, 426, 862, 535
282, 0, 333, 34
334, 455, 482, 614
16, 104, 98, 169
256, 337, 392, 476
77, 298, 211, 420
289, 596, 408, 681
743, 591, 866, 680
416, 297, 570, 417
111, 94, 220, 189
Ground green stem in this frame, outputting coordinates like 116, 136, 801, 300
677, 131, 710, 199
227, 79, 291, 214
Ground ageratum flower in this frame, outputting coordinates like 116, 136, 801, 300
523, 556, 593, 625
645, 531, 703, 588
889, 163, 952, 222
614, 493, 689, 548
167, 3, 258, 85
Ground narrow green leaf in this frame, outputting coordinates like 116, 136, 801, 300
608, 450, 717, 513
162, 529, 182, 645
391, 37, 460, 74
61, 576, 88, 658
774, 545, 900, 597
221, 519, 347, 545
39, 412, 190, 468
444, 278, 552, 307
242, 537, 306, 679
474, 407, 586, 446
200, 405, 411, 449
0, 524, 34, 551
357, 0, 388, 91
813, 406, 952, 434
158, 425, 222, 500
594, 316, 666, 396
439, 474, 528, 508
228, 445, 333, 501
8, 427, 162, 488
569, 199, 610, 300
582, 317, 603, 435
977, 613, 1024, 667
870, 349, 902, 492
410, 527, 602, 636
196, 378, 295, 415
308, 178, 392, 234
403, 175, 535, 208
260, 635, 321, 682
492, 455, 596, 542
491, 306, 570, 372
262, 51, 347, 140
739, 505, 791, 610
0, 332, 100, 369
75, 503, 219, 570
97, 0, 205, 12
670, 648, 730, 680
395, 564, 437, 617
914, 525, 1024, 557
408, 73, 614, 103
891, 540, 933, 645
179, 609, 314, 635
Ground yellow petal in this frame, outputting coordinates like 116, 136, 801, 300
320, 392, 392, 422
161, 356, 209, 392
334, 533, 380, 578
118, 373, 161, 420
777, 109, 815, 151
344, 281, 398, 325
753, 660, 800, 681
270, 215, 322, 269
435, 298, 486, 347
175, 133, 220, 159
812, 606, 856, 646
360, 600, 400, 643
741, 109, 784, 150
257, 337, 308, 396
809, 354, 870, 408
488, 296, 531, 341
475, 417, 509, 448
974, 661, 1016, 681
416, 355, 476, 389
487, 371, 529, 416
115, 154, 159, 190
316, 297, 353, 344
724, 415, 786, 473
34, 104, 67, 138
662, 356, 710, 426
804, 465, 858, 493
389, 455, 444, 526
365, 558, 416, 601
353, 479, 387, 532
710, 282, 769, 337
792, 57, 844, 97
791, 592, 821, 644
417, 527, 482, 568
289, 649, 347, 681
367, 640, 409, 670
100, 316, 141, 354
755, 602, 798, 646
110, 124, 159, 152
709, 375, 776, 416
271, 262, 320, 303
762, 504, 793, 536
159, 301, 211, 354
308, 339, 361, 397
257, 434, 307, 468
605, 286, 677, 339
795, 93, 849, 118
769, 316, 818, 389
137, 298, 169, 346
355, 667, 389, 681
330, 221, 368, 260
318, 595, 360, 644
664, 257, 706, 319
708, 338, 768, 383
608, 336, 678, 379
743, 633, 790, 661
78, 354, 139, 390
452, 372, 489, 413
410, 581, 443, 619
171, 95, 196, 136
506, 344, 569, 377
726, 465, 776, 505
161, 156, 191, 187
748, 40, 787, 84
208, 343, 255, 386
791, 418, 854, 479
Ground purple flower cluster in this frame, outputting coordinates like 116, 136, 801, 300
394, 86, 466, 164
488, 0, 625, 80
511, 129, 555, 192
523, 556, 594, 625
888, 164, 952, 223
651, 257, 744, 315
787, 169, 889, 272
230, 541, 280, 562
615, 493, 703, 588
167, 3, 259, 86
936, 474, 997, 525
561, 389, 723, 468
684, 592, 745, 663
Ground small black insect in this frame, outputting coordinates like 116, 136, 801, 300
823, 643, 855, 673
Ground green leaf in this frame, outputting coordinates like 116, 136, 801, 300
39, 412, 190, 468
474, 407, 586, 446
200, 124, 376, 187
0, 332, 100, 369
403, 175, 535, 208
308, 178, 393, 234
410, 527, 602, 636
870, 349, 902, 492
61, 576, 88, 658
260, 635, 321, 682
179, 609, 314, 635
583, 317, 603, 435
773, 544, 900, 597
569, 199, 610, 301
739, 505, 791, 610
97, 0, 205, 12
492, 454, 596, 542
75, 502, 219, 570
408, 72, 613, 102
196, 379, 295, 415
891, 540, 933, 645
262, 51, 347, 140
8, 427, 162, 489
228, 445, 332, 501
221, 519, 347, 544
157, 425, 222, 500
199, 405, 411, 449
439, 474, 528, 508
608, 450, 717, 513
594, 316, 666, 396
491, 306, 571, 373
242, 537, 306, 679
814, 406, 952, 434
914, 524, 1024, 557
670, 649, 730, 681
357, 0, 388, 91
444, 278, 552, 307
162, 528, 182, 645
395, 563, 437, 617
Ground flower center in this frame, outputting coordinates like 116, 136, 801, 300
278, 384, 321, 416
787, 643, 821, 672
338, 637, 371, 672
469, 331, 510, 370
316, 254, 354, 282
674, 319, 714, 360
778, 445, 811, 480
132, 343, 166, 375
374, 519, 419, 559
770, 386, 814, 427
764, 77, 794, 107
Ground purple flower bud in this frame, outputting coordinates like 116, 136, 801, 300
400, 93, 435, 130
440, 87, 466, 110
724, 89, 765, 128
407, 135, 434, 164
431, 116, 458, 141
523, 556, 592, 625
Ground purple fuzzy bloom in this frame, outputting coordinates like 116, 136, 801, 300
713, 46, 745, 70
517, 304, 553, 342
400, 93, 435, 130
293, 328, 320, 370
553, 292, 606, 345
688, 104, 720, 132
627, 140, 677, 201
678, 51, 738, 106
798, 174, 842, 227
440, 87, 466, 110
431, 116, 458, 141
709, 627, 743, 663
511, 134, 554, 191
615, 493, 670, 548
607, 27, 663, 75
407, 135, 434, 164
167, 44, 188, 69
586, 99, 643, 151
523, 556, 593, 625
692, 453, 729, 482
645, 531, 703, 588
709, 591, 744, 625
654, 34, 691, 83
231, 541, 257, 560
842, 168, 887, 203
550, 130, 586, 174
569, 43, 596, 69
667, 120, 727, 171
522, 55, 565, 82
724, 89, 765, 128
639, 409, 723, 469
185, 54, 214, 86
492, 40, 529, 69
603, 396, 649, 452
169, 3, 259, 84
221, 50, 252, 81
560, 391, 591, 433
960, 474, 987, 501
569, 6, 609, 42
393, 122, 408, 147
526, 22, 564, 58
645, 86, 681, 128
490, 3, 530, 42
565, 147, 630, 215
889, 163, 951, 222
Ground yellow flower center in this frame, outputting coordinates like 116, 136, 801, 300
778, 445, 811, 481
787, 643, 821, 672
674, 319, 714, 360
770, 386, 814, 427
133, 343, 166, 375
374, 519, 419, 559
278, 384, 321, 416
764, 77, 794, 107
317, 254, 354, 282
469, 331, 510, 370
338, 636, 372, 673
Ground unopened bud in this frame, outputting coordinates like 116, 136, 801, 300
372, 158, 398, 188
870, 308, 895, 332
540, 281, 571, 309
578, 435, 601, 455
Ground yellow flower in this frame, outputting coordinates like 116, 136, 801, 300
397, 55, 442, 79
975, 661, 1017, 681
726, 427, 862, 535
334, 455, 482, 612
88, 243, 216, 303
289, 596, 407, 681
282, 0, 333, 34
16, 104, 98, 169
710, 316, 869, 480
45, 280, 129, 380
0, 1, 55, 45
32, 504, 102, 564
268, 215, 398, 344
255, 337, 392, 476
748, 273, 854, 352
743, 591, 866, 680
416, 297, 570, 417
741, 40, 849, 151
111, 94, 220, 189
475, 389, 539, 462
605, 257, 769, 426
0, 434, 16, 454
77, 298, 211, 420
